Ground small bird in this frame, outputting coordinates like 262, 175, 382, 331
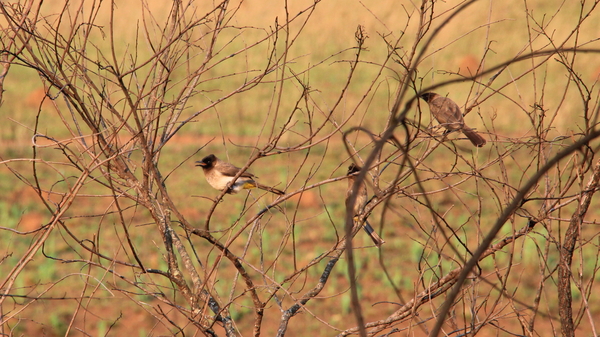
346, 163, 385, 247
195, 154, 284, 195
419, 92, 486, 147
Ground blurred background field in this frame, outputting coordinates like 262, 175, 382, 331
1, 0, 600, 336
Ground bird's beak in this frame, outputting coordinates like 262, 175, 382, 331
195, 161, 206, 167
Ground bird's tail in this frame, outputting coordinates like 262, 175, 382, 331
463, 128, 486, 147
255, 182, 285, 195
363, 220, 385, 247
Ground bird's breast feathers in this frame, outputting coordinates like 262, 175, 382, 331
207, 170, 256, 193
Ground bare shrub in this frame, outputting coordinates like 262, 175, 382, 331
1, 0, 600, 336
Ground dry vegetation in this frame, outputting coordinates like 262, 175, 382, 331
1, 0, 600, 336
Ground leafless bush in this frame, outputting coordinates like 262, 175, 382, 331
1, 0, 600, 336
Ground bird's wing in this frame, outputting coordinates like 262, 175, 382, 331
432, 97, 463, 124
218, 162, 255, 178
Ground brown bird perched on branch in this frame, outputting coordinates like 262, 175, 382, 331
419, 92, 486, 147
195, 154, 284, 195
346, 163, 385, 247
